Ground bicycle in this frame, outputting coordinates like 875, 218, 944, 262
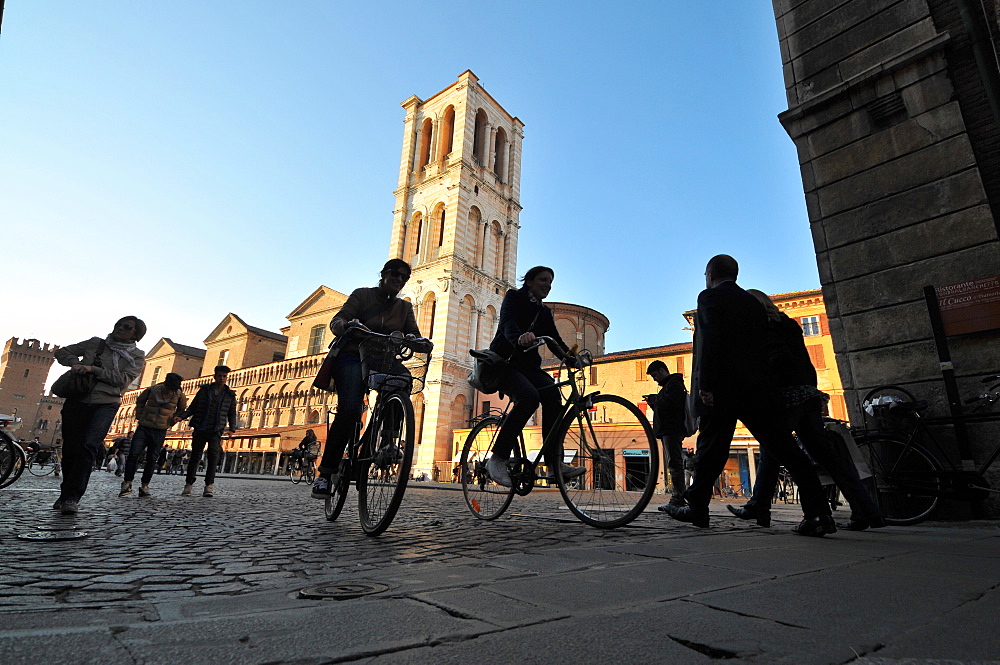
459, 337, 659, 529
323, 327, 432, 536
288, 453, 316, 485
853, 376, 1000, 525
0, 415, 27, 489
25, 446, 58, 477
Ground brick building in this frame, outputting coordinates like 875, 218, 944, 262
0, 338, 63, 447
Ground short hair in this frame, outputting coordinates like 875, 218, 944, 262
214, 365, 232, 374
164, 372, 183, 390
381, 258, 411, 276
706, 254, 739, 280
646, 360, 668, 374
521, 266, 554, 283
114, 316, 147, 342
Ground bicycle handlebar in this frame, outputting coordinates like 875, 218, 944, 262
346, 321, 433, 353
525, 336, 593, 368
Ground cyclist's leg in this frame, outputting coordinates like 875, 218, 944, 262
316, 354, 364, 482
491, 366, 539, 460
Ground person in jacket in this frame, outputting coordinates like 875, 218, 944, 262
109, 432, 132, 476
119, 372, 187, 498
659, 256, 833, 535
178, 365, 237, 497
311, 259, 431, 499
483, 266, 585, 488
727, 290, 884, 530
645, 360, 690, 507
52, 316, 147, 515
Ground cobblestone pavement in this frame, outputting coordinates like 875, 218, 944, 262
0, 471, 759, 610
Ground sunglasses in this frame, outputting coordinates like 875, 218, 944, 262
118, 323, 135, 331
387, 268, 411, 281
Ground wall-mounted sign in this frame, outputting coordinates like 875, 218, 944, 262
937, 275, 1000, 336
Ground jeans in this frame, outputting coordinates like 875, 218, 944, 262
123, 425, 167, 486
186, 430, 223, 485
59, 400, 118, 503
659, 434, 686, 495
493, 364, 562, 468
319, 353, 365, 475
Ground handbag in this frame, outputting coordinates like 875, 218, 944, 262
52, 340, 106, 400
467, 349, 506, 394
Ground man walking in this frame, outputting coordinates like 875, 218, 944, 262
178, 365, 237, 497
119, 372, 186, 498
645, 360, 689, 506
659, 255, 835, 535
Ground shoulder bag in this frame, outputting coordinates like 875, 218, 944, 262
52, 339, 106, 400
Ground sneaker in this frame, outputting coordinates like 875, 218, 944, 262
119, 481, 133, 497
668, 495, 687, 507
138, 485, 151, 498
485, 456, 512, 488
181, 484, 193, 496
52, 498, 63, 510
203, 484, 214, 498
60, 500, 79, 515
311, 475, 333, 499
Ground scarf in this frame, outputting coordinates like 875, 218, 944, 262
104, 336, 139, 372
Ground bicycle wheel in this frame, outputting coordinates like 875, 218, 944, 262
556, 394, 659, 528
861, 385, 916, 433
460, 416, 516, 520
27, 453, 56, 476
303, 462, 315, 484
855, 435, 942, 525
357, 393, 414, 536
0, 440, 27, 489
289, 461, 303, 484
325, 464, 351, 522
0, 434, 17, 485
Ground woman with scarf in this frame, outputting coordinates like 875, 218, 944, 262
53, 316, 146, 515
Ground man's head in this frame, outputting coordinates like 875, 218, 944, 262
646, 359, 669, 383
705, 254, 739, 289
164, 372, 183, 391
213, 365, 231, 385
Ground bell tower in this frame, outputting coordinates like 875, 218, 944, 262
388, 70, 524, 476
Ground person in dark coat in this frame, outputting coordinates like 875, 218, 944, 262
659, 255, 834, 535
645, 360, 690, 506
484, 266, 585, 488
726, 290, 884, 530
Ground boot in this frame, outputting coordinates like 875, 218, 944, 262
203, 484, 215, 497
181, 484, 193, 496
118, 481, 132, 497
138, 484, 152, 497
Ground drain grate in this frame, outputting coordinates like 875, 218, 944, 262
297, 582, 390, 600
18, 531, 89, 541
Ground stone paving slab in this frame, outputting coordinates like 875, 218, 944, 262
3, 473, 1000, 664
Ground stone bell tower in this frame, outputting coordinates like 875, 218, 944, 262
388, 70, 524, 476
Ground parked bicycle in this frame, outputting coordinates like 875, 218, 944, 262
25, 445, 58, 477
853, 376, 1000, 524
324, 326, 432, 536
459, 337, 658, 529
0, 415, 27, 489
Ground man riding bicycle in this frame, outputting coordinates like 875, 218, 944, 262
311, 259, 431, 499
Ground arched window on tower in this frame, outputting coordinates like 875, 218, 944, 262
418, 118, 434, 171
493, 127, 507, 181
406, 212, 423, 264
473, 109, 488, 165
457, 295, 475, 355
439, 105, 455, 158
421, 292, 437, 341
437, 205, 446, 248
486, 221, 503, 278
468, 206, 483, 266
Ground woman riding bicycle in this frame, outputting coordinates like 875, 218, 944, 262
484, 266, 586, 488
311, 259, 430, 498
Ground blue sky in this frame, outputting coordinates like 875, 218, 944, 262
0, 1, 818, 366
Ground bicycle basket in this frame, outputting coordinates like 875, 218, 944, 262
358, 334, 430, 395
